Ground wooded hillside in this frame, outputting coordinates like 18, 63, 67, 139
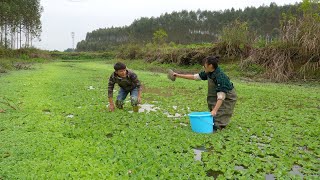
77, 2, 302, 51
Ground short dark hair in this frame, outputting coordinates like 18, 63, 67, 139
114, 62, 126, 71
203, 56, 220, 69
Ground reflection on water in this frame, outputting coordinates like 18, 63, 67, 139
164, 112, 182, 118
193, 146, 207, 162
289, 165, 303, 178
66, 114, 74, 118
234, 166, 245, 170
126, 103, 185, 118
265, 174, 275, 180
138, 103, 159, 113
128, 103, 159, 113
192, 147, 304, 178
124, 103, 187, 118
88, 86, 95, 90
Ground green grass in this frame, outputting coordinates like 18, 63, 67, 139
0, 59, 319, 179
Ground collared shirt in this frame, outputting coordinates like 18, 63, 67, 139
198, 67, 234, 93
108, 70, 141, 98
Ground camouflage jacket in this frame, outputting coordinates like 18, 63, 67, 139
108, 70, 141, 98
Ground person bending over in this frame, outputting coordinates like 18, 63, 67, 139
108, 62, 142, 112
171, 56, 237, 130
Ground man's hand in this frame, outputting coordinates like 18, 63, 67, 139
210, 109, 217, 117
109, 103, 115, 112
138, 96, 141, 104
211, 99, 223, 117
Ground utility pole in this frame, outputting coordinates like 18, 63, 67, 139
71, 32, 75, 51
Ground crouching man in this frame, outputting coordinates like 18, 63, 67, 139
108, 62, 142, 112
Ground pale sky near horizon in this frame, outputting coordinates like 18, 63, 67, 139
33, 0, 301, 51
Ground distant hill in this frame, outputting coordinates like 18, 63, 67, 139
77, 2, 302, 51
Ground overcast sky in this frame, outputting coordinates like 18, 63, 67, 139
34, 0, 301, 51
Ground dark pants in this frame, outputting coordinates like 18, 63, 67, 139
207, 88, 237, 127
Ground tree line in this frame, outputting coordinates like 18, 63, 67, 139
0, 0, 42, 49
77, 2, 303, 51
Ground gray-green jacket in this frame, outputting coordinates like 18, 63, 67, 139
108, 70, 141, 98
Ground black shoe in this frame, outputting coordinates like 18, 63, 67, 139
213, 125, 226, 131
213, 125, 219, 131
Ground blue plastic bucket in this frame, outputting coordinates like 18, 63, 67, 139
188, 112, 214, 133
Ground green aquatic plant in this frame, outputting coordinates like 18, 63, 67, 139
0, 60, 319, 179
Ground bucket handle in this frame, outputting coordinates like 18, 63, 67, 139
196, 116, 214, 126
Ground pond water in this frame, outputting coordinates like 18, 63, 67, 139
289, 165, 303, 178
193, 146, 207, 161
192, 146, 305, 179
163, 112, 182, 118
265, 174, 275, 180
66, 114, 74, 118
42, 109, 51, 114
88, 85, 95, 90
128, 103, 160, 113
138, 103, 159, 113
126, 103, 185, 118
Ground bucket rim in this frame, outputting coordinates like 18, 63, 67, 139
188, 111, 212, 117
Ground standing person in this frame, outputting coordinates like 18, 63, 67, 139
108, 62, 142, 112
169, 56, 237, 130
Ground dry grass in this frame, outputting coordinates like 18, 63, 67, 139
244, 13, 320, 82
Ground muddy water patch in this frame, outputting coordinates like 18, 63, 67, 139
265, 174, 275, 180
128, 103, 159, 113
289, 165, 303, 178
138, 103, 160, 113
42, 109, 51, 114
193, 146, 207, 161
164, 112, 182, 118
126, 103, 186, 118
88, 86, 95, 90
264, 165, 304, 180
66, 114, 74, 118
234, 165, 246, 171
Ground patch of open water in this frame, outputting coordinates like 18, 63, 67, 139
192, 146, 306, 179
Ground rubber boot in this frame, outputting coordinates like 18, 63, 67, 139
116, 100, 124, 109
132, 106, 139, 112
131, 97, 139, 112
